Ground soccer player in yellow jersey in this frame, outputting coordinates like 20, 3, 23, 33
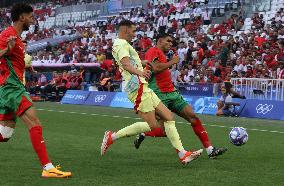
100, 20, 203, 165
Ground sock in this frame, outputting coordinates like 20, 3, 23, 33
29, 126, 51, 167
206, 146, 214, 155
191, 118, 212, 148
0, 125, 14, 142
164, 121, 184, 152
176, 149, 187, 158
43, 162, 55, 171
0, 133, 4, 142
112, 122, 151, 140
144, 127, 166, 137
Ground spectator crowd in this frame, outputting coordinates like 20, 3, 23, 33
2, 0, 284, 98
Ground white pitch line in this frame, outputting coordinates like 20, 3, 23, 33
37, 108, 284, 134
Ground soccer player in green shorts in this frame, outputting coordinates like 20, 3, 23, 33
0, 3, 71, 177
134, 33, 227, 158
100, 20, 203, 165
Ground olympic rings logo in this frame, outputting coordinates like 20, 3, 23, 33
95, 95, 107, 103
255, 104, 273, 115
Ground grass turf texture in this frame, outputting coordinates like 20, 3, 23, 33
1, 102, 284, 186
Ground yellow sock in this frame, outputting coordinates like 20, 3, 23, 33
164, 121, 184, 152
115, 122, 151, 139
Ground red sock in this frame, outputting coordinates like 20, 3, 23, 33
144, 127, 166, 137
192, 118, 212, 148
0, 134, 4, 142
29, 126, 51, 166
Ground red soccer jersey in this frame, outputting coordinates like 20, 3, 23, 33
0, 26, 25, 84
145, 47, 175, 93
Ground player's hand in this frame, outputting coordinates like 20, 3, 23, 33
141, 60, 149, 67
141, 69, 151, 80
172, 55, 179, 64
7, 36, 17, 51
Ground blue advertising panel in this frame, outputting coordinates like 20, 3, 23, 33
61, 90, 284, 121
182, 96, 216, 114
179, 84, 214, 97
202, 97, 220, 115
85, 91, 116, 106
60, 90, 90, 105
110, 92, 133, 109
240, 99, 284, 120
231, 98, 247, 116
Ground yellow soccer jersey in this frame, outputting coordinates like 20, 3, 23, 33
24, 53, 32, 68
112, 38, 147, 93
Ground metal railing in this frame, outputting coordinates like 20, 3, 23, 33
231, 78, 284, 101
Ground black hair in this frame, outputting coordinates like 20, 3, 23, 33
11, 3, 33, 22
156, 33, 171, 41
118, 20, 135, 28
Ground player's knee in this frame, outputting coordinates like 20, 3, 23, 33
164, 112, 174, 121
0, 125, 14, 142
148, 122, 160, 130
30, 115, 41, 126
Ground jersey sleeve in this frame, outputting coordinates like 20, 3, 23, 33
0, 32, 8, 51
145, 49, 160, 63
0, 30, 16, 55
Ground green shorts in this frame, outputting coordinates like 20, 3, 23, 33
156, 91, 188, 114
0, 59, 33, 121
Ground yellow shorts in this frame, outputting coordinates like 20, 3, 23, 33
128, 84, 161, 113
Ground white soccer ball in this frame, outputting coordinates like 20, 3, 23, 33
229, 127, 248, 146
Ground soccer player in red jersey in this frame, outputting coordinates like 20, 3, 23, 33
134, 33, 227, 158
0, 3, 71, 178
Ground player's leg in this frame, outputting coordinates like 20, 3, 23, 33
142, 115, 165, 137
138, 93, 169, 139
177, 104, 227, 158
0, 104, 17, 142
134, 117, 165, 149
0, 120, 16, 142
154, 100, 203, 164
18, 96, 71, 178
143, 97, 168, 138
216, 109, 224, 116
101, 88, 159, 155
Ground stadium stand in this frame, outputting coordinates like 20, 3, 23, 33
1, 0, 284, 101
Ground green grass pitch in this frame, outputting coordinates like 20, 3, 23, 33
1, 102, 284, 185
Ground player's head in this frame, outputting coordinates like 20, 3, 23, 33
156, 33, 173, 52
221, 85, 227, 95
22, 40, 27, 50
11, 3, 34, 31
118, 20, 136, 42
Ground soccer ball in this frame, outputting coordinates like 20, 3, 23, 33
229, 127, 248, 146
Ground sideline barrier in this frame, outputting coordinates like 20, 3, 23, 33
178, 84, 214, 97
61, 90, 90, 105
61, 90, 284, 121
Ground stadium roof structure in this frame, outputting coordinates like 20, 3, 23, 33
0, 0, 45, 8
